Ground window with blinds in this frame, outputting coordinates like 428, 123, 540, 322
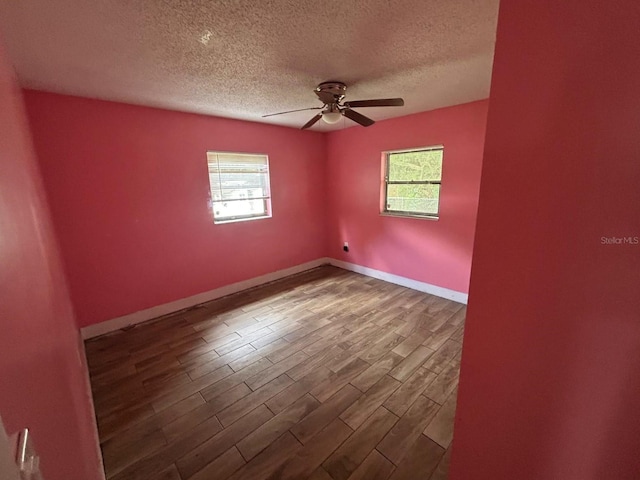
383, 146, 443, 219
207, 152, 272, 223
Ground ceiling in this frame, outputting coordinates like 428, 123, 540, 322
0, 0, 499, 131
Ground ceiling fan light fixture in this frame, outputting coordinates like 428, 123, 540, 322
322, 110, 342, 124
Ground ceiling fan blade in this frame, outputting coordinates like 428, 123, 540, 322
301, 113, 322, 130
343, 98, 404, 108
343, 108, 375, 127
262, 106, 322, 118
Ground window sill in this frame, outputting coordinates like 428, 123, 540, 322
380, 212, 439, 221
214, 215, 271, 225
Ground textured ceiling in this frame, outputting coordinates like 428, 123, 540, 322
0, 0, 499, 131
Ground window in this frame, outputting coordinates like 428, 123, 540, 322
383, 146, 443, 218
207, 152, 272, 223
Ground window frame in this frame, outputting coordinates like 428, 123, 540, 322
206, 151, 272, 224
382, 145, 444, 220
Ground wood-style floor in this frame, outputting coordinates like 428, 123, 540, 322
85, 266, 465, 480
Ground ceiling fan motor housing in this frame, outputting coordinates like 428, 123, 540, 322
315, 81, 347, 104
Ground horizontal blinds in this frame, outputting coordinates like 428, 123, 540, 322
387, 148, 443, 182
207, 152, 270, 202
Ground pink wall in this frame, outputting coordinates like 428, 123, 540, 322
24, 93, 486, 331
452, 1, 640, 479
23, 91, 328, 327
0, 44, 103, 480
325, 101, 488, 294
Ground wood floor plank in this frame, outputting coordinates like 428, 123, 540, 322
428, 446, 452, 480
227, 349, 265, 372
268, 418, 353, 480
101, 392, 204, 445
332, 334, 379, 368
176, 404, 273, 479
91, 362, 137, 386
447, 306, 466, 326
199, 357, 273, 402
94, 380, 150, 416
303, 327, 351, 358
265, 366, 332, 414
96, 399, 155, 435
387, 434, 445, 480
340, 375, 401, 430
156, 464, 182, 480
377, 395, 440, 465
217, 374, 294, 427
139, 361, 187, 387
253, 337, 290, 358
422, 358, 460, 405
350, 351, 404, 393
144, 372, 192, 393
206, 382, 253, 415
422, 339, 462, 374
101, 427, 167, 478
421, 295, 450, 314
227, 432, 303, 480
201, 331, 241, 349
358, 331, 405, 364
222, 314, 262, 332
388, 346, 435, 382
236, 319, 274, 337
162, 383, 251, 443
423, 389, 458, 448
420, 311, 452, 333
186, 344, 256, 380
134, 351, 179, 373
175, 341, 220, 365
310, 357, 369, 402
215, 327, 274, 356
262, 316, 303, 335
309, 467, 334, 480
186, 446, 245, 480
245, 350, 308, 391
283, 317, 333, 343
339, 323, 383, 351
392, 332, 427, 357
346, 449, 395, 480
291, 384, 362, 444
266, 332, 323, 364
324, 406, 398, 480
152, 364, 233, 412
237, 393, 320, 461
450, 324, 465, 343
383, 367, 437, 417
110, 414, 224, 480
422, 323, 458, 351
287, 344, 345, 381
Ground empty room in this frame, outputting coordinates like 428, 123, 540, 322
0, 1, 638, 480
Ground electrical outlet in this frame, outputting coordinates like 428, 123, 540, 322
343, 241, 349, 252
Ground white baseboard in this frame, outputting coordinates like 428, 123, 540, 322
81, 258, 329, 339
82, 257, 467, 340
328, 258, 468, 304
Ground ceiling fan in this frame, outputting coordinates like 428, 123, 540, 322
263, 81, 404, 129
